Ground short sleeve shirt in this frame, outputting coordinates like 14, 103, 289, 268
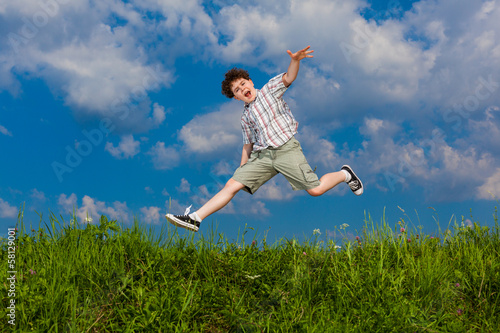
241, 73, 299, 151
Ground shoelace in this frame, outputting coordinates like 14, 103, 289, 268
184, 204, 192, 216
348, 180, 360, 190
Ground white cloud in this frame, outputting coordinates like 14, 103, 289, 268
404, 0, 500, 114
254, 178, 297, 201
468, 106, 500, 154
35, 25, 174, 131
0, 124, 12, 136
152, 103, 166, 125
148, 141, 181, 170
244, 200, 270, 216
31, 189, 46, 202
179, 101, 242, 154
77, 195, 131, 224
297, 126, 342, 170
350, 122, 498, 200
176, 178, 191, 193
105, 135, 141, 159
3, 0, 498, 135
216, 0, 433, 109
211, 160, 238, 176
58, 193, 131, 223
1, 0, 173, 131
212, 0, 500, 131
0, 198, 18, 218
477, 168, 500, 200
138, 0, 217, 43
58, 193, 77, 213
140, 206, 161, 224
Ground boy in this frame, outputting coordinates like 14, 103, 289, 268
166, 46, 363, 232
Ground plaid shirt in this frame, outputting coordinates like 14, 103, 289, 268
241, 73, 298, 151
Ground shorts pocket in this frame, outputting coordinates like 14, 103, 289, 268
295, 141, 302, 152
290, 139, 301, 150
241, 153, 258, 167
299, 163, 317, 182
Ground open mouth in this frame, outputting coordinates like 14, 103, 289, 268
245, 91, 251, 98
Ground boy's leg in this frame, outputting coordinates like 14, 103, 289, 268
195, 178, 245, 220
272, 137, 364, 197
166, 151, 277, 231
306, 171, 346, 197
165, 178, 245, 232
307, 165, 363, 197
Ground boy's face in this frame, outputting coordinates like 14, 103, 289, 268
231, 78, 256, 103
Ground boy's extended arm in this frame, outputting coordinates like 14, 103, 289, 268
283, 46, 314, 87
240, 143, 254, 166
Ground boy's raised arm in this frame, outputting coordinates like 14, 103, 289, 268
282, 45, 314, 87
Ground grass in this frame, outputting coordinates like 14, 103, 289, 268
1, 207, 499, 332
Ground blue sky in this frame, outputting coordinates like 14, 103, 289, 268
1, 0, 499, 242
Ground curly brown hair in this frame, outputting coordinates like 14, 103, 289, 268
221, 68, 251, 98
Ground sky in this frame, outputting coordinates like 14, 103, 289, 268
1, 0, 499, 243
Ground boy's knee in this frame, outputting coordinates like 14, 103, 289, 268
225, 179, 245, 193
307, 187, 323, 197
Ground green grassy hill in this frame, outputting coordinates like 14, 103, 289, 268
1, 208, 499, 332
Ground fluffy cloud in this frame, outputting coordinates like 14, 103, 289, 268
215, 0, 435, 121
57, 193, 131, 223
4, 0, 498, 132
77, 195, 131, 223
176, 178, 191, 193
477, 168, 500, 200
404, 0, 500, 113
0, 198, 18, 218
31, 188, 46, 202
148, 141, 181, 170
254, 178, 298, 201
0, 124, 13, 136
212, 0, 500, 132
329, 116, 498, 201
58, 193, 77, 213
468, 106, 500, 155
105, 135, 141, 159
152, 103, 167, 126
140, 206, 161, 224
179, 101, 242, 154
1, 0, 174, 131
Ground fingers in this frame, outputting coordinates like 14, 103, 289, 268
298, 46, 314, 58
303, 46, 314, 56
287, 46, 314, 59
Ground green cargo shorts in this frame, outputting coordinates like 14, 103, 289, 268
232, 137, 321, 194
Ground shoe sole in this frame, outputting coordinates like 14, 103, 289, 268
342, 164, 363, 196
165, 214, 199, 232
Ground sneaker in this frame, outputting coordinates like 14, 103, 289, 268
165, 205, 200, 232
165, 213, 200, 232
341, 165, 363, 196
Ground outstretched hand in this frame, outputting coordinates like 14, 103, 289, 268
282, 45, 314, 86
286, 45, 314, 61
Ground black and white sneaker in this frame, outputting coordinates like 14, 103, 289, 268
165, 205, 200, 232
165, 214, 200, 232
341, 165, 363, 196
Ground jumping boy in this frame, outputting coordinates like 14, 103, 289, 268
166, 46, 363, 232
